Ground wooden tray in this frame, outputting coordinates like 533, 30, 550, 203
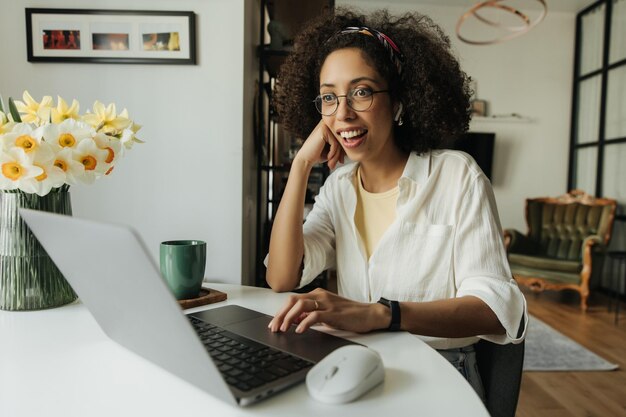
177, 288, 227, 309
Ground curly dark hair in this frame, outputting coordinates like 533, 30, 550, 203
273, 8, 472, 154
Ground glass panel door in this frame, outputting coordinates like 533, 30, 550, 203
576, 75, 602, 143
574, 147, 598, 194
580, 4, 605, 75
610, 0, 626, 64
605, 66, 626, 140
602, 143, 626, 204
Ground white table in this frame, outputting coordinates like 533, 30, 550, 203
0, 283, 488, 417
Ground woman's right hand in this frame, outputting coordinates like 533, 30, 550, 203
294, 120, 345, 170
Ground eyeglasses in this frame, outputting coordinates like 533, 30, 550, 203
314, 87, 389, 116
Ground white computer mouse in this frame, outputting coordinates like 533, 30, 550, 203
306, 345, 385, 404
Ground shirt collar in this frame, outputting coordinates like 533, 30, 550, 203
336, 161, 359, 181
399, 151, 431, 186
335, 151, 431, 186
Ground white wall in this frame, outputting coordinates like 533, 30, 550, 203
0, 0, 251, 284
337, 1, 576, 232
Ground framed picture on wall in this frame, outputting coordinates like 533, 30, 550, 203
470, 99, 488, 117
25, 8, 196, 64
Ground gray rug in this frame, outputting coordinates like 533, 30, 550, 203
523, 315, 619, 371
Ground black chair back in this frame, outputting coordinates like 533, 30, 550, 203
475, 339, 525, 417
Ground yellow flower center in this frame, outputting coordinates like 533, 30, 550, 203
105, 147, 114, 163
81, 155, 97, 171
35, 164, 47, 182
54, 159, 68, 172
2, 162, 24, 180
15, 135, 38, 153
58, 133, 76, 148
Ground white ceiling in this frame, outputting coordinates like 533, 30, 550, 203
358, 0, 597, 13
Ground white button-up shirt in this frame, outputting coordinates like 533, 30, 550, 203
298, 150, 527, 349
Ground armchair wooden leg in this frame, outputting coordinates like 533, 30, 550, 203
580, 289, 589, 312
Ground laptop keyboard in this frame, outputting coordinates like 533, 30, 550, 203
188, 316, 314, 392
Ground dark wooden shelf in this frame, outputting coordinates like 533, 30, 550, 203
261, 164, 327, 173
255, 0, 335, 287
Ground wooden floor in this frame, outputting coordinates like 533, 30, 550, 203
517, 287, 626, 417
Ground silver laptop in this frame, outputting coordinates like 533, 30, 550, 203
19, 209, 355, 406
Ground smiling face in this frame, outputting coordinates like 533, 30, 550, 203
319, 48, 401, 165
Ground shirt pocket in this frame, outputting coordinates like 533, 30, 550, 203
385, 223, 455, 301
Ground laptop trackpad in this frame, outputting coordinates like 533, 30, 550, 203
225, 316, 357, 362
191, 305, 264, 327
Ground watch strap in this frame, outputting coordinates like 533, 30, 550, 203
377, 297, 401, 331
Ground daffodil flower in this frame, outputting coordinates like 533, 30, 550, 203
82, 101, 132, 137
73, 138, 109, 184
93, 132, 122, 168
0, 111, 15, 134
1, 123, 53, 161
52, 147, 85, 186
33, 161, 65, 196
0, 147, 43, 193
42, 118, 94, 153
51, 96, 80, 124
119, 123, 144, 153
14, 91, 53, 126
31, 141, 65, 196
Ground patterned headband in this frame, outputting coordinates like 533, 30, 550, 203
335, 26, 405, 75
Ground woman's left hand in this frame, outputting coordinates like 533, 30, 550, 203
268, 288, 389, 334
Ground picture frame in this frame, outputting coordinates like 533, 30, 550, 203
25, 8, 196, 64
471, 99, 488, 117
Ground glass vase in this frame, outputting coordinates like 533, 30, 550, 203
0, 190, 77, 311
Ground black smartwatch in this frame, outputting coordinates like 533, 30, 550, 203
377, 297, 401, 331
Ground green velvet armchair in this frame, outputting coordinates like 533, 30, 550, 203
504, 190, 616, 311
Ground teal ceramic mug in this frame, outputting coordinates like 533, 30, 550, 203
160, 240, 207, 300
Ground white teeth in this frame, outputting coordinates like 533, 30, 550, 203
340, 129, 366, 139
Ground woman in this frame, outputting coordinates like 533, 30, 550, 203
265, 8, 527, 398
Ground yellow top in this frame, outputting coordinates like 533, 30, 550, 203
353, 167, 399, 260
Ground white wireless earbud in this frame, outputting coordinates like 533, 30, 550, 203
394, 103, 404, 122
